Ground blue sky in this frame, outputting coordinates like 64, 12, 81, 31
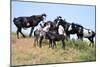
12, 1, 96, 36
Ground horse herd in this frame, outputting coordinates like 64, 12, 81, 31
13, 13, 95, 49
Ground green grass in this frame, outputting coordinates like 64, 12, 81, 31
11, 32, 96, 66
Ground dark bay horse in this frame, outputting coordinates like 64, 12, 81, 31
13, 13, 46, 39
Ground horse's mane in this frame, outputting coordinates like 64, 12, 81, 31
30, 15, 35, 18
30, 14, 42, 18
72, 23, 83, 27
61, 19, 70, 25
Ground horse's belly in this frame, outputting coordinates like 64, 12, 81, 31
83, 34, 91, 37
55, 35, 65, 41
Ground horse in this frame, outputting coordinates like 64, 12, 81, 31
13, 13, 46, 39
54, 16, 72, 40
71, 23, 95, 47
55, 16, 95, 47
33, 21, 51, 47
34, 20, 66, 49
46, 30, 66, 49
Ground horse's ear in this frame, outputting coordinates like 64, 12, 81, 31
71, 22, 75, 27
42, 13, 46, 17
72, 22, 74, 25
40, 24, 44, 28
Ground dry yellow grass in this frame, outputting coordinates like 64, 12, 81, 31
11, 32, 96, 66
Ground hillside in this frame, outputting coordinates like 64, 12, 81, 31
11, 32, 96, 66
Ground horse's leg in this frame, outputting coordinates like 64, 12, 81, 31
91, 37, 95, 47
77, 34, 80, 39
88, 38, 90, 46
52, 40, 56, 49
77, 34, 83, 41
39, 36, 43, 48
17, 28, 19, 39
62, 40, 65, 49
88, 37, 94, 47
49, 39, 52, 48
66, 33, 70, 41
29, 27, 34, 37
54, 41, 57, 48
80, 37, 83, 41
88, 38, 91, 46
68, 34, 70, 39
19, 28, 26, 38
33, 37, 37, 47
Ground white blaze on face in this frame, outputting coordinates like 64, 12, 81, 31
43, 16, 46, 20
83, 29, 92, 37
68, 25, 72, 31
42, 24, 50, 32
56, 20, 59, 27
27, 22, 30, 26
61, 17, 64, 20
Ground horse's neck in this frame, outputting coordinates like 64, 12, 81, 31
36, 16, 42, 22
61, 23, 66, 30
32, 16, 42, 26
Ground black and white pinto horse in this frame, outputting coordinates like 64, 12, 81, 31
13, 13, 46, 39
34, 20, 66, 49
54, 16, 72, 40
72, 23, 95, 47
33, 21, 51, 47
55, 16, 95, 47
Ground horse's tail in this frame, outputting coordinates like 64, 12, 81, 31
13, 17, 18, 27
92, 31, 96, 37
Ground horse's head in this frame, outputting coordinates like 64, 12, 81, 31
54, 16, 66, 28
32, 13, 46, 23
42, 21, 51, 32
43, 21, 51, 27
41, 13, 46, 22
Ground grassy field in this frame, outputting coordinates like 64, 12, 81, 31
11, 32, 96, 66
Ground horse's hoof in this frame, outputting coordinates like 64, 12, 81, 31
23, 36, 26, 38
39, 46, 42, 48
